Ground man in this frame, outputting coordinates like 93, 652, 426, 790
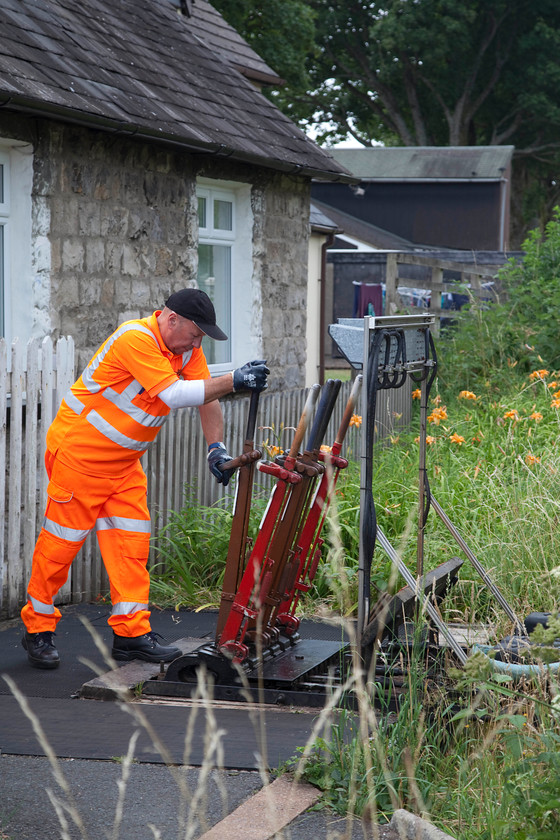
21, 288, 269, 669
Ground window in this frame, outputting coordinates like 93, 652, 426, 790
196, 180, 258, 374
0, 150, 9, 338
0, 140, 33, 346
197, 187, 234, 368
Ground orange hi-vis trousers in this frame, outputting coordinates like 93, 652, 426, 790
21, 451, 152, 637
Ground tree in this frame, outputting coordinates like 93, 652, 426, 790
210, 0, 315, 92
214, 0, 560, 244
305, 0, 560, 242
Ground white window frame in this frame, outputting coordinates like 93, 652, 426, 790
0, 149, 10, 340
196, 178, 259, 375
0, 139, 34, 347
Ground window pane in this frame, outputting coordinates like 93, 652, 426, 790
214, 199, 232, 231
197, 196, 206, 228
197, 243, 231, 364
0, 226, 4, 337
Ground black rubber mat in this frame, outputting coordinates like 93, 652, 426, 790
0, 603, 348, 768
0, 693, 319, 769
0, 603, 348, 699
0, 603, 216, 699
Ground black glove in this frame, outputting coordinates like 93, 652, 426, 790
233, 360, 270, 393
207, 442, 235, 487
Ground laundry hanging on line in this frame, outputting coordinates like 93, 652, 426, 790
352, 282, 384, 318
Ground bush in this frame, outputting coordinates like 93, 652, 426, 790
439, 207, 560, 393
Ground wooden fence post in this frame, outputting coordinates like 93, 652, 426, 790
385, 253, 399, 314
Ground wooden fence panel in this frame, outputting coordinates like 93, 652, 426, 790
0, 337, 410, 619
0, 336, 75, 620
7, 339, 24, 615
385, 252, 505, 331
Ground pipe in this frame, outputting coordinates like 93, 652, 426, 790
472, 644, 560, 679
319, 232, 335, 385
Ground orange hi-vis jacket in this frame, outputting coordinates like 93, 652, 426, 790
49, 311, 210, 475
21, 312, 211, 637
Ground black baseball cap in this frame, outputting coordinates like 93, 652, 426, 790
165, 289, 228, 341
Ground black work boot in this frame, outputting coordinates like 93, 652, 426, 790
22, 631, 60, 669
111, 631, 181, 663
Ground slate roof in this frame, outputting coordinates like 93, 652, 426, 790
309, 202, 339, 234
328, 146, 514, 181
178, 0, 284, 85
0, 0, 352, 182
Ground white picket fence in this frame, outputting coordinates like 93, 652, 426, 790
0, 337, 411, 620
0, 336, 76, 619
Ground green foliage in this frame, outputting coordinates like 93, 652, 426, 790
519, 616, 560, 666
502, 736, 560, 840
288, 676, 452, 820
294, 0, 560, 155
149, 492, 233, 608
498, 210, 560, 368
150, 488, 267, 609
213, 0, 560, 238
210, 0, 315, 91
440, 208, 560, 385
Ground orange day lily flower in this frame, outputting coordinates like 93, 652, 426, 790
529, 369, 549, 381
458, 390, 477, 400
349, 414, 362, 428
525, 453, 540, 466
428, 406, 447, 425
552, 399, 560, 409
529, 411, 543, 422
503, 409, 520, 421
449, 433, 465, 445
412, 388, 421, 400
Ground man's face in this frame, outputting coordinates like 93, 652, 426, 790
166, 313, 205, 355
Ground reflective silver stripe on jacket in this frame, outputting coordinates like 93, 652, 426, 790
102, 380, 168, 428
86, 411, 149, 451
111, 602, 149, 616
27, 593, 55, 615
42, 518, 90, 542
82, 323, 157, 394
65, 323, 159, 417
64, 389, 85, 415
96, 516, 151, 533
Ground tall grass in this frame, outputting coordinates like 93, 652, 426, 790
141, 214, 560, 839
286, 497, 560, 840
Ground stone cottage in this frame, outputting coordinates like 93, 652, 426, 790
0, 0, 352, 390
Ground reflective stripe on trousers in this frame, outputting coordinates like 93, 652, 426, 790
21, 452, 152, 636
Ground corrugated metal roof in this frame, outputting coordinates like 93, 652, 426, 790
0, 0, 352, 182
328, 146, 514, 181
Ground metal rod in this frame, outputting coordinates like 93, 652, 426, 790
429, 494, 525, 634
376, 527, 468, 665
416, 373, 428, 578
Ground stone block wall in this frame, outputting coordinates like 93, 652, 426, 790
260, 174, 311, 391
33, 123, 200, 369
2, 116, 311, 387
